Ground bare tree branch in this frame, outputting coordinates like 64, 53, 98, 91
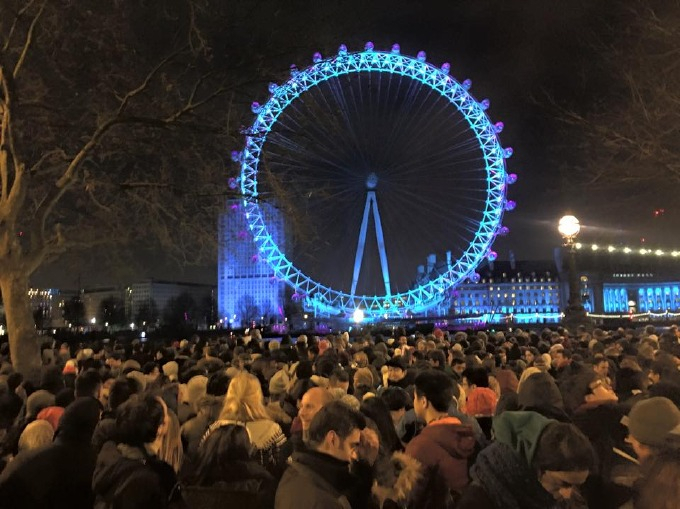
12, 0, 46, 78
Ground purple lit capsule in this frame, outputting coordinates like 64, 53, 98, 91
480, 98, 490, 110
312, 52, 323, 63
289, 64, 299, 77
503, 147, 514, 158
505, 200, 517, 211
391, 43, 401, 54
498, 226, 510, 236
487, 251, 498, 262
338, 44, 348, 55
230, 151, 241, 163
364, 41, 374, 51
251, 102, 261, 114
417, 51, 427, 62
441, 62, 451, 74
462, 79, 472, 90
228, 177, 238, 189
268, 82, 278, 93
506, 173, 518, 185
494, 121, 504, 133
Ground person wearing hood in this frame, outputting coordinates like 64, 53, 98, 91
458, 411, 595, 509
405, 370, 477, 508
0, 397, 102, 509
92, 394, 184, 509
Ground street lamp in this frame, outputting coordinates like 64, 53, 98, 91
558, 215, 590, 331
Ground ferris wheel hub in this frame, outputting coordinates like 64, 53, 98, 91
366, 172, 379, 190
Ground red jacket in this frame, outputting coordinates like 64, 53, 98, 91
405, 417, 476, 493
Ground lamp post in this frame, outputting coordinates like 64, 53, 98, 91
558, 215, 590, 331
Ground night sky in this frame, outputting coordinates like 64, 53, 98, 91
32, 0, 677, 290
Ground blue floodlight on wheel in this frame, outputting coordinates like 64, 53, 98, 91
238, 43, 515, 321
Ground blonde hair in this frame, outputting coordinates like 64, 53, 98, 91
517, 367, 542, 392
158, 409, 183, 473
354, 352, 369, 368
18, 420, 54, 452
219, 372, 271, 422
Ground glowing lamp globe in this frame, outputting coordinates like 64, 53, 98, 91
558, 215, 580, 240
352, 308, 365, 324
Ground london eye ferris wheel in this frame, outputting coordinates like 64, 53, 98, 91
234, 42, 517, 322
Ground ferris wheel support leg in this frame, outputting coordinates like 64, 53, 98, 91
371, 193, 391, 296
350, 192, 373, 297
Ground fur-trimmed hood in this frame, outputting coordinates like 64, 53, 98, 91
372, 451, 422, 508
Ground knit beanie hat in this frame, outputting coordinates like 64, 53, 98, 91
518, 372, 564, 410
26, 389, 56, 418
466, 387, 498, 417
625, 397, 680, 446
37, 406, 65, 431
269, 369, 289, 397
186, 375, 208, 410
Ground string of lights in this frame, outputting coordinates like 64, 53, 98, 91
574, 243, 680, 257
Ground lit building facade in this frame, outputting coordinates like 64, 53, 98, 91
218, 200, 286, 327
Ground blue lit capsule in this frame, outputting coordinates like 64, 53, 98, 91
230, 151, 241, 163
487, 251, 498, 262
498, 226, 510, 236
251, 102, 261, 114
417, 51, 427, 62
470, 273, 481, 283
462, 79, 472, 90
480, 99, 490, 110
494, 121, 504, 133
338, 44, 348, 55
505, 200, 517, 211
503, 147, 514, 158
268, 82, 278, 93
441, 62, 451, 74
391, 43, 401, 54
289, 64, 299, 77
312, 52, 322, 63
506, 173, 518, 185
364, 42, 374, 51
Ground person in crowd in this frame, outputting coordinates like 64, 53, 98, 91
181, 378, 225, 463
275, 401, 375, 509
329, 367, 350, 393
353, 367, 376, 401
458, 412, 595, 509
75, 369, 103, 400
380, 386, 410, 428
16, 419, 54, 453
297, 387, 334, 443
158, 404, 183, 474
204, 372, 286, 475
181, 422, 276, 509
385, 358, 416, 390
405, 370, 477, 507
634, 433, 680, 509
0, 397, 102, 509
92, 377, 137, 454
92, 394, 182, 509
623, 396, 680, 465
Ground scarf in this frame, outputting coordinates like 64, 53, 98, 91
470, 442, 555, 509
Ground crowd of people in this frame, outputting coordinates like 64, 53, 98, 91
0, 322, 678, 508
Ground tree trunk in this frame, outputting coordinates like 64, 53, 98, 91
0, 272, 41, 384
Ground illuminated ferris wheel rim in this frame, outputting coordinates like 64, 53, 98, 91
238, 43, 517, 318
